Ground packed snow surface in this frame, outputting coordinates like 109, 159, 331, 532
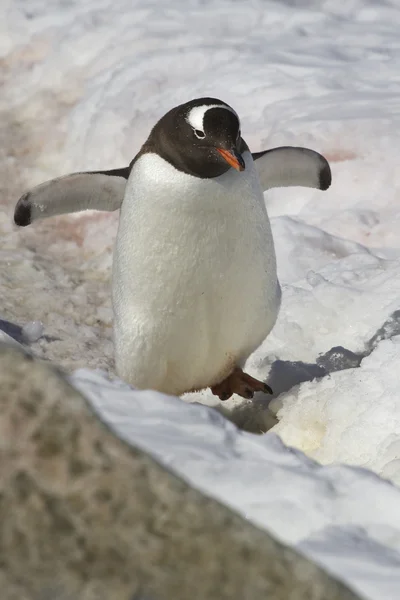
72, 367, 400, 600
2, 0, 400, 598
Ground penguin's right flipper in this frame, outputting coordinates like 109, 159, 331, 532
252, 146, 331, 192
14, 166, 130, 227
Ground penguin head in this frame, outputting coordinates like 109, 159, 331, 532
148, 98, 246, 178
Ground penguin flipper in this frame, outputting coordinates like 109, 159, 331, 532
14, 167, 130, 227
252, 146, 331, 192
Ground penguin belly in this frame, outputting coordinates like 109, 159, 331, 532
112, 152, 280, 395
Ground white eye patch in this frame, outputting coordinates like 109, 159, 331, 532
185, 103, 239, 136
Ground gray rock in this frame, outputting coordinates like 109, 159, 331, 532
0, 343, 361, 600
316, 346, 363, 372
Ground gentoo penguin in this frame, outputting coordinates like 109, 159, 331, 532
14, 97, 331, 400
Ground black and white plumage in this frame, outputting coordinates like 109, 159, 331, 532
14, 97, 331, 400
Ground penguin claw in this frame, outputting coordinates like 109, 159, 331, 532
211, 368, 273, 401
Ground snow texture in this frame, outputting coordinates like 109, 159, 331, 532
72, 367, 400, 600
2, 0, 400, 598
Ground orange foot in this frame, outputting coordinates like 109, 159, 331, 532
211, 367, 273, 401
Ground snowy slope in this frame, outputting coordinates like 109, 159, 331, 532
2, 0, 400, 598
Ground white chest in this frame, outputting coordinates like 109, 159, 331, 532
112, 152, 280, 394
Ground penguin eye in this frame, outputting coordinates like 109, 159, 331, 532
194, 129, 206, 140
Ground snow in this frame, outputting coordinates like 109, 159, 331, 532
2, 0, 400, 598
72, 367, 400, 600
271, 337, 400, 482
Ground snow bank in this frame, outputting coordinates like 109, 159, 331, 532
72, 367, 400, 600
271, 337, 400, 484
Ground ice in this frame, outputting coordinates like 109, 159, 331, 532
3, 0, 400, 598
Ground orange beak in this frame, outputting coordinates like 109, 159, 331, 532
216, 148, 245, 172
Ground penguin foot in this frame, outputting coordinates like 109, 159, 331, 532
211, 368, 273, 401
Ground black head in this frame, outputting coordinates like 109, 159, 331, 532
144, 97, 247, 178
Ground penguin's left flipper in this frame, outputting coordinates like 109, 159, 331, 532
14, 166, 131, 227
252, 146, 331, 193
